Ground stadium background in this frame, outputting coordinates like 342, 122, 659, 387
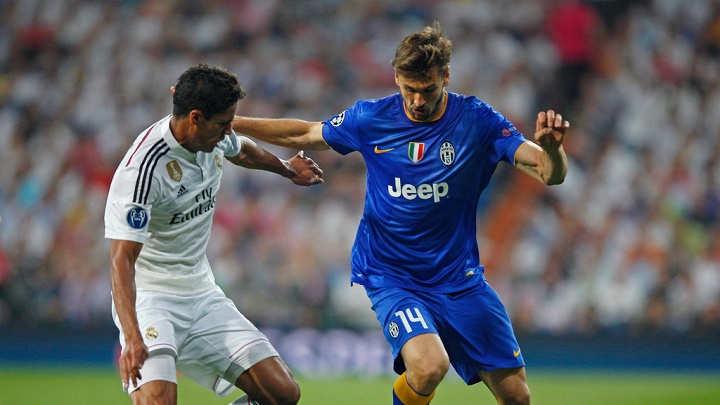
0, 0, 719, 386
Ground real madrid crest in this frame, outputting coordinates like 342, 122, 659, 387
214, 154, 222, 172
145, 327, 159, 340
439, 141, 455, 166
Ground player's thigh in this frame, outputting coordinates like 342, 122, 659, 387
441, 281, 524, 384
364, 286, 441, 373
131, 380, 177, 405
478, 366, 530, 404
112, 291, 184, 357
235, 355, 300, 402
128, 354, 178, 404
177, 287, 282, 393
400, 332, 449, 375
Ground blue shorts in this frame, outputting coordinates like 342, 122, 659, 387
365, 280, 524, 385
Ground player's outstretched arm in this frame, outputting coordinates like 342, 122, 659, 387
226, 137, 324, 186
232, 116, 330, 150
110, 239, 149, 390
514, 110, 569, 185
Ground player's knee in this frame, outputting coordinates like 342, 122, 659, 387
428, 360, 450, 383
272, 379, 301, 405
408, 358, 449, 388
500, 384, 530, 405
131, 381, 177, 405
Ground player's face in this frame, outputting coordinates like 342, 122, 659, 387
395, 68, 449, 122
189, 103, 237, 153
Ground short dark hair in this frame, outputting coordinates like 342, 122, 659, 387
391, 21, 453, 81
172, 63, 246, 119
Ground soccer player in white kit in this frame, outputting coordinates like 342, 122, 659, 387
104, 64, 323, 405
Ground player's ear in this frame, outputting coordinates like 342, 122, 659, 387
443, 67, 450, 87
189, 110, 203, 125
394, 72, 400, 86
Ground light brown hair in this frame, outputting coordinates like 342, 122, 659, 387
391, 21, 453, 81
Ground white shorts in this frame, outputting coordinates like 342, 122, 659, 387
112, 285, 279, 396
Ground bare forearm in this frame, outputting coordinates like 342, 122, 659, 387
514, 142, 568, 185
528, 110, 569, 184
232, 137, 294, 177
232, 116, 328, 150
110, 242, 143, 342
228, 138, 324, 186
111, 266, 142, 340
540, 145, 568, 185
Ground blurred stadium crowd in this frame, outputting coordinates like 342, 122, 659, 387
0, 0, 718, 338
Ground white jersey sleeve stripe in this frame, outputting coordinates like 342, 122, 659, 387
139, 143, 170, 205
134, 140, 170, 204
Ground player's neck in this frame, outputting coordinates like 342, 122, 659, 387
169, 115, 195, 153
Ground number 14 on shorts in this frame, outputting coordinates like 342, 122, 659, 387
394, 308, 428, 333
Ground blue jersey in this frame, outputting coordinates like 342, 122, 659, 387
322, 92, 527, 293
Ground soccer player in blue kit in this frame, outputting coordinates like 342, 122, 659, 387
233, 22, 569, 405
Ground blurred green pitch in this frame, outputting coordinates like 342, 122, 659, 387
0, 367, 718, 404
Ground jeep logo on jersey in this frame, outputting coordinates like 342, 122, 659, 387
126, 206, 149, 229
388, 177, 449, 203
166, 160, 182, 182
440, 141, 455, 166
330, 111, 346, 126
408, 142, 425, 163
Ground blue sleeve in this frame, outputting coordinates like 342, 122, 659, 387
322, 104, 362, 155
489, 113, 527, 165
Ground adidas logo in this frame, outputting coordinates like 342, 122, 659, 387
177, 184, 189, 197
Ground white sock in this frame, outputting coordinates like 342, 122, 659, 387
228, 394, 259, 405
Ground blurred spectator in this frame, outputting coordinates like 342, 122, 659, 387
546, 0, 603, 116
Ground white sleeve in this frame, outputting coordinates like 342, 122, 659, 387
104, 164, 155, 243
219, 131, 242, 158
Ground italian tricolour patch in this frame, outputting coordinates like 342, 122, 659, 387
408, 142, 425, 163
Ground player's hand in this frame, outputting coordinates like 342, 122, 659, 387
119, 336, 149, 391
286, 150, 324, 186
534, 110, 569, 151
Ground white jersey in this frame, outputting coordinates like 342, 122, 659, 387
104, 115, 241, 295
